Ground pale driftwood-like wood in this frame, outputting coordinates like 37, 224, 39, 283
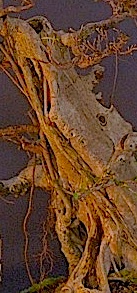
1, 2, 137, 292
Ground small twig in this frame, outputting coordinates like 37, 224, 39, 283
119, 45, 137, 56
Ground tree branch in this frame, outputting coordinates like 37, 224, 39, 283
0, 124, 38, 137
0, 1, 34, 18
0, 160, 52, 198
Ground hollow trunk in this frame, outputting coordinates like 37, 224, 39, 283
1, 14, 137, 293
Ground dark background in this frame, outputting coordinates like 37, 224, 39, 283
1, 1, 137, 292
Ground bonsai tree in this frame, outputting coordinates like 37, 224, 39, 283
1, 0, 137, 292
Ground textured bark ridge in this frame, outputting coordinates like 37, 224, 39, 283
1, 8, 137, 293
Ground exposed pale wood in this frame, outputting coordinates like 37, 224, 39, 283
1, 3, 137, 291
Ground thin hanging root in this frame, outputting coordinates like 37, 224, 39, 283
16, 57, 45, 119
23, 156, 36, 285
28, 109, 38, 126
0, 46, 33, 106
0, 44, 27, 92
39, 226, 54, 281
0, 64, 27, 97
40, 130, 56, 181
0, 196, 14, 204
40, 131, 72, 220
43, 76, 48, 116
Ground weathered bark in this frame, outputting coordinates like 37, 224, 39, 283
1, 2, 137, 292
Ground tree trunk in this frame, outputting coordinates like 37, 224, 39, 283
1, 4, 137, 292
